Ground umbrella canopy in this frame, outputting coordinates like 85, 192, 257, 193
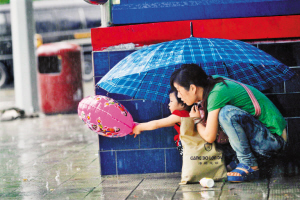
97, 37, 295, 104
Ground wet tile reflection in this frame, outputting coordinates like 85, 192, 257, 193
0, 114, 99, 199
1, 114, 300, 199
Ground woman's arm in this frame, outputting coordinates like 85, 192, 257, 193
133, 114, 181, 137
190, 105, 220, 143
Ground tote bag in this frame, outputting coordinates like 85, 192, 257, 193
180, 117, 227, 184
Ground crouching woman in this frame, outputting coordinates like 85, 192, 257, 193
170, 63, 287, 182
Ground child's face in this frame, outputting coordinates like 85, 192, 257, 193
168, 93, 185, 113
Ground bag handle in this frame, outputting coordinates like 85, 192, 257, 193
224, 78, 261, 117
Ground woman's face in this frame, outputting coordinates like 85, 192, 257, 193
173, 82, 197, 106
168, 92, 184, 113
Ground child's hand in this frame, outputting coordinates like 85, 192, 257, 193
133, 125, 142, 138
190, 105, 201, 118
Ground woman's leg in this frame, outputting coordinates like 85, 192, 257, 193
216, 143, 238, 171
218, 105, 286, 175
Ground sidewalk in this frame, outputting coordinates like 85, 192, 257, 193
0, 85, 299, 199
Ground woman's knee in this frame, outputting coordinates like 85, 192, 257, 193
219, 105, 236, 124
218, 105, 248, 125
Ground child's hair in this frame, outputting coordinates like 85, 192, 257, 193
169, 89, 192, 112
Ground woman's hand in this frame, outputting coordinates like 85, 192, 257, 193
190, 105, 201, 118
132, 125, 142, 138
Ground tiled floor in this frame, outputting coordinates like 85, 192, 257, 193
1, 114, 300, 199
0, 114, 99, 199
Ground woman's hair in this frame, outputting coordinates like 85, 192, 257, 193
170, 63, 226, 120
169, 89, 192, 112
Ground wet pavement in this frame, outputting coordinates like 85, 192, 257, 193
1, 82, 300, 199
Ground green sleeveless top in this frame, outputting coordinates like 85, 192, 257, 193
207, 76, 286, 136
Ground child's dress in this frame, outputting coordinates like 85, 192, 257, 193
172, 110, 189, 155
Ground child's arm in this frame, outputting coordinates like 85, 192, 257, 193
133, 114, 181, 137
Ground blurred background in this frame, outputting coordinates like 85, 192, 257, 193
0, 0, 99, 111
0, 0, 100, 89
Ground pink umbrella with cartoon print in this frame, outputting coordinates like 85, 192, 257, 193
78, 95, 136, 137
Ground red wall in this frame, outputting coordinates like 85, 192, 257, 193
92, 15, 300, 51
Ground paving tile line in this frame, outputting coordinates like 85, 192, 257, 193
171, 184, 180, 199
83, 179, 106, 199
216, 180, 226, 199
3, 143, 98, 198
220, 179, 272, 199
83, 177, 140, 199
124, 178, 145, 200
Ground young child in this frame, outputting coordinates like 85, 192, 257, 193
132, 90, 191, 153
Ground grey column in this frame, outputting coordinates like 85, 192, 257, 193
10, 0, 39, 114
100, 0, 112, 27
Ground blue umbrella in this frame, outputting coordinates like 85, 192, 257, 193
97, 37, 295, 104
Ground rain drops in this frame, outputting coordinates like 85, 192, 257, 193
55, 171, 61, 185
46, 182, 49, 191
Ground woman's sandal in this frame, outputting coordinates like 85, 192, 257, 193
227, 163, 259, 182
227, 161, 238, 172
